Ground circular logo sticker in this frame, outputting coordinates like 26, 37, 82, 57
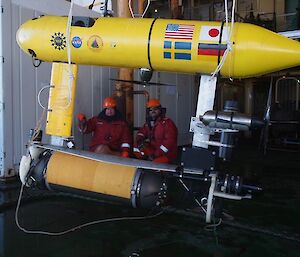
72, 36, 82, 48
50, 32, 66, 50
87, 35, 103, 51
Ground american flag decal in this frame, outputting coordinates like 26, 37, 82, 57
165, 24, 195, 40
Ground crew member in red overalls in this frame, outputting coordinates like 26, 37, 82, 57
77, 97, 131, 157
134, 98, 178, 163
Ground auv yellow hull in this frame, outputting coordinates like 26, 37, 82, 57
16, 16, 300, 78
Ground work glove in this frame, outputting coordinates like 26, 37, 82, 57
121, 151, 129, 158
77, 113, 86, 131
133, 147, 145, 159
143, 144, 154, 156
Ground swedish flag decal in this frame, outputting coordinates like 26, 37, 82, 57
163, 41, 192, 60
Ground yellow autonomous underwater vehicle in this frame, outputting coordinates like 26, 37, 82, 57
17, 16, 300, 79
18, 14, 300, 223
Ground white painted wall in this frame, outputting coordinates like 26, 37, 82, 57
0, 0, 197, 178
0, 0, 14, 178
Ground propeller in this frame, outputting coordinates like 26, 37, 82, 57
110, 78, 175, 87
12, 0, 100, 18
259, 77, 273, 155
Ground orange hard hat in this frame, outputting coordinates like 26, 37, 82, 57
147, 98, 161, 108
103, 97, 117, 108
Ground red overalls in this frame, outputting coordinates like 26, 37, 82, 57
135, 117, 178, 163
85, 116, 132, 153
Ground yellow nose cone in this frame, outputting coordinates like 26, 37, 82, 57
16, 16, 68, 61
16, 19, 34, 56
222, 23, 300, 78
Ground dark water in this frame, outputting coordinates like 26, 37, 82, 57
1, 143, 300, 257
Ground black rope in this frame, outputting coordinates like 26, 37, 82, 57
32, 56, 42, 68
88, 0, 96, 9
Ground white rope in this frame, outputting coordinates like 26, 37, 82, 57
30, 108, 47, 143
224, 0, 229, 31
31, 0, 75, 144
63, 0, 75, 109
15, 183, 163, 236
229, 0, 236, 42
141, 0, 150, 18
204, 218, 222, 231
210, 0, 236, 79
37, 85, 52, 110
128, 0, 134, 18
128, 0, 151, 18
231, 0, 236, 29
33, 84, 52, 142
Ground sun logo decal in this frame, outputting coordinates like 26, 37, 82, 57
51, 32, 67, 50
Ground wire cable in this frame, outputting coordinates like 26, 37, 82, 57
178, 179, 207, 214
31, 83, 53, 143
129, 0, 134, 18
210, 0, 236, 79
204, 218, 222, 231
63, 0, 75, 110
15, 183, 163, 236
32, 1, 76, 142
141, 0, 150, 18
37, 85, 53, 110
128, 0, 151, 18
30, 109, 47, 143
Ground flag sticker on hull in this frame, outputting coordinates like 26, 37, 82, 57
174, 53, 191, 60
174, 42, 192, 50
163, 41, 192, 60
165, 24, 195, 40
197, 25, 229, 58
199, 26, 229, 42
198, 43, 227, 56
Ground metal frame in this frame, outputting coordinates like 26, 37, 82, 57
275, 76, 300, 111
191, 75, 217, 148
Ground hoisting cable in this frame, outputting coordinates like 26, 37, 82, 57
141, 0, 151, 18
128, 0, 135, 18
63, 0, 75, 110
129, 0, 151, 18
210, 0, 236, 79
